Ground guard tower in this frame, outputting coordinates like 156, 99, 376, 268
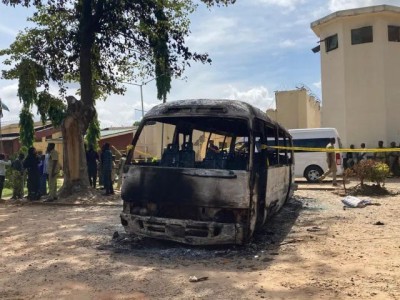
311, 5, 400, 147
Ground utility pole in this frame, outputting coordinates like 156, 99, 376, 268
124, 76, 159, 118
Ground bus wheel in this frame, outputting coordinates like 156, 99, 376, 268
304, 165, 323, 183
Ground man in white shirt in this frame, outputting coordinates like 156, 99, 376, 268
47, 143, 60, 201
0, 153, 11, 199
42, 151, 50, 195
317, 138, 338, 186
358, 143, 367, 161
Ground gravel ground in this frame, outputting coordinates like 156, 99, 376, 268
1, 180, 400, 300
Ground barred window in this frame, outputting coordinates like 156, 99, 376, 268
388, 25, 400, 42
351, 26, 373, 45
325, 34, 338, 52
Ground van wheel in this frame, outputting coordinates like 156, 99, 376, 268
305, 166, 323, 183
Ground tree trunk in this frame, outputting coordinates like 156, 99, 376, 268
57, 0, 96, 197
80, 0, 95, 109
58, 112, 90, 197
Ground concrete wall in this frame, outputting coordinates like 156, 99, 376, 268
384, 14, 400, 145
306, 95, 322, 128
99, 133, 133, 153
1, 139, 20, 157
313, 7, 400, 147
1, 123, 20, 135
133, 124, 222, 161
34, 138, 63, 168
133, 123, 176, 159
267, 89, 321, 129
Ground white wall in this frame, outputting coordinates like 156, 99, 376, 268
314, 8, 400, 147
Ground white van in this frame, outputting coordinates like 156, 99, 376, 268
288, 128, 344, 182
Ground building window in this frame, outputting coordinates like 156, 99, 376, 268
325, 34, 338, 52
351, 26, 373, 45
388, 25, 400, 42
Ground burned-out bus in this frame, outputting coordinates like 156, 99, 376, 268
120, 99, 295, 245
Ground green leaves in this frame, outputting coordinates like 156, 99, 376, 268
1, 56, 66, 147
85, 111, 100, 150
16, 59, 47, 106
151, 4, 172, 102
200, 0, 236, 7
19, 108, 34, 148
349, 159, 391, 186
1, 0, 235, 119
37, 91, 66, 126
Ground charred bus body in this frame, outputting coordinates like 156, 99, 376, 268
120, 99, 295, 245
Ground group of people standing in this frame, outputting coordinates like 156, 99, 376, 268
86, 142, 127, 196
0, 143, 60, 201
0, 141, 126, 201
319, 140, 400, 187
343, 143, 368, 169
345, 141, 400, 175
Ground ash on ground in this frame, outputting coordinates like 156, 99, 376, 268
98, 196, 321, 262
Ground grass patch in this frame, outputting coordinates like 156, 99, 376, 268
2, 178, 64, 199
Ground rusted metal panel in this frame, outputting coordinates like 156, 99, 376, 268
121, 166, 250, 209
266, 166, 291, 213
120, 213, 245, 245
120, 99, 293, 245
143, 99, 287, 133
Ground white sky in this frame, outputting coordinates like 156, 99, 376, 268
1, 0, 400, 127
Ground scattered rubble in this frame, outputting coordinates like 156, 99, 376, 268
2, 183, 400, 299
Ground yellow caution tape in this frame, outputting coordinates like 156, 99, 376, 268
265, 145, 400, 153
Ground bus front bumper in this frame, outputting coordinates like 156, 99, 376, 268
120, 213, 245, 245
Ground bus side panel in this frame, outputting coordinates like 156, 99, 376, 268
265, 166, 290, 214
122, 166, 251, 209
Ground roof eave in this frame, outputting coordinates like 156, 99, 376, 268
311, 4, 400, 36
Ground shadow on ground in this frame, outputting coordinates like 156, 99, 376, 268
0, 192, 349, 299
99, 196, 307, 266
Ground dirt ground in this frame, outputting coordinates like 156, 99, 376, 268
1, 180, 400, 300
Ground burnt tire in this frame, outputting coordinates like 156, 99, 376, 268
304, 165, 323, 183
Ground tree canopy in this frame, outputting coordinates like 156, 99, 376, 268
0, 0, 235, 194
2, 0, 235, 107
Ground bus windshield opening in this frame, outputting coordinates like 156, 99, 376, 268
130, 117, 250, 171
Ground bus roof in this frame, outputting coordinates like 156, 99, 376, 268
144, 99, 286, 130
